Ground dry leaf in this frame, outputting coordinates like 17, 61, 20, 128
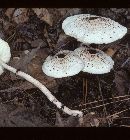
55, 111, 64, 127
9, 46, 42, 80
13, 8, 29, 24
105, 48, 117, 57
32, 8, 53, 26
66, 8, 82, 16
90, 118, 100, 127
56, 33, 77, 51
27, 55, 58, 91
32, 8, 68, 26
55, 111, 79, 127
57, 8, 71, 16
57, 8, 81, 19
79, 113, 100, 127
5, 8, 15, 19
0, 104, 50, 127
114, 70, 128, 96
0, 81, 34, 93
0, 31, 5, 40
110, 8, 127, 14
31, 39, 47, 48
2, 20, 15, 36
57, 33, 69, 48
10, 44, 57, 91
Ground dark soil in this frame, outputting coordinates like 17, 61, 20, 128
0, 8, 130, 127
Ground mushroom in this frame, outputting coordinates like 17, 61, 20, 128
73, 46, 114, 106
42, 50, 84, 78
62, 14, 127, 44
74, 46, 114, 74
0, 39, 83, 117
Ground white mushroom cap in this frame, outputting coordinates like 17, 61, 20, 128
74, 46, 114, 74
0, 39, 11, 75
62, 14, 127, 44
42, 50, 84, 78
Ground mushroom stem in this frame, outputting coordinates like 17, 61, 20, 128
83, 77, 87, 108
0, 59, 83, 117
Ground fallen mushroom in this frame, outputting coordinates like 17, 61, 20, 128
74, 46, 114, 74
62, 14, 127, 44
0, 39, 83, 117
0, 38, 11, 75
42, 50, 84, 78
42, 50, 85, 119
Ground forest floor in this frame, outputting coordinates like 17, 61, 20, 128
0, 8, 130, 127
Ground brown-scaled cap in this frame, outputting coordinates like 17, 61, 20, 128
62, 14, 127, 44
74, 46, 114, 74
42, 50, 84, 78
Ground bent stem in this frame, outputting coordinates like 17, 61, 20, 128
0, 59, 83, 117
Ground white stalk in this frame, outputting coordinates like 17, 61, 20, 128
0, 59, 83, 117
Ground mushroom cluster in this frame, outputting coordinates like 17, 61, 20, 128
42, 47, 114, 77
41, 14, 128, 117
43, 14, 127, 77
0, 14, 128, 119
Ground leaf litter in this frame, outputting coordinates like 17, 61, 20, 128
0, 8, 130, 127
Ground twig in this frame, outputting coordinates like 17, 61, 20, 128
6, 32, 16, 42
106, 108, 130, 118
0, 59, 83, 117
119, 43, 129, 48
117, 117, 130, 119
121, 57, 130, 68
77, 95, 130, 108
97, 76, 108, 114
97, 76, 111, 126
119, 125, 130, 127
82, 78, 87, 108
82, 96, 130, 111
